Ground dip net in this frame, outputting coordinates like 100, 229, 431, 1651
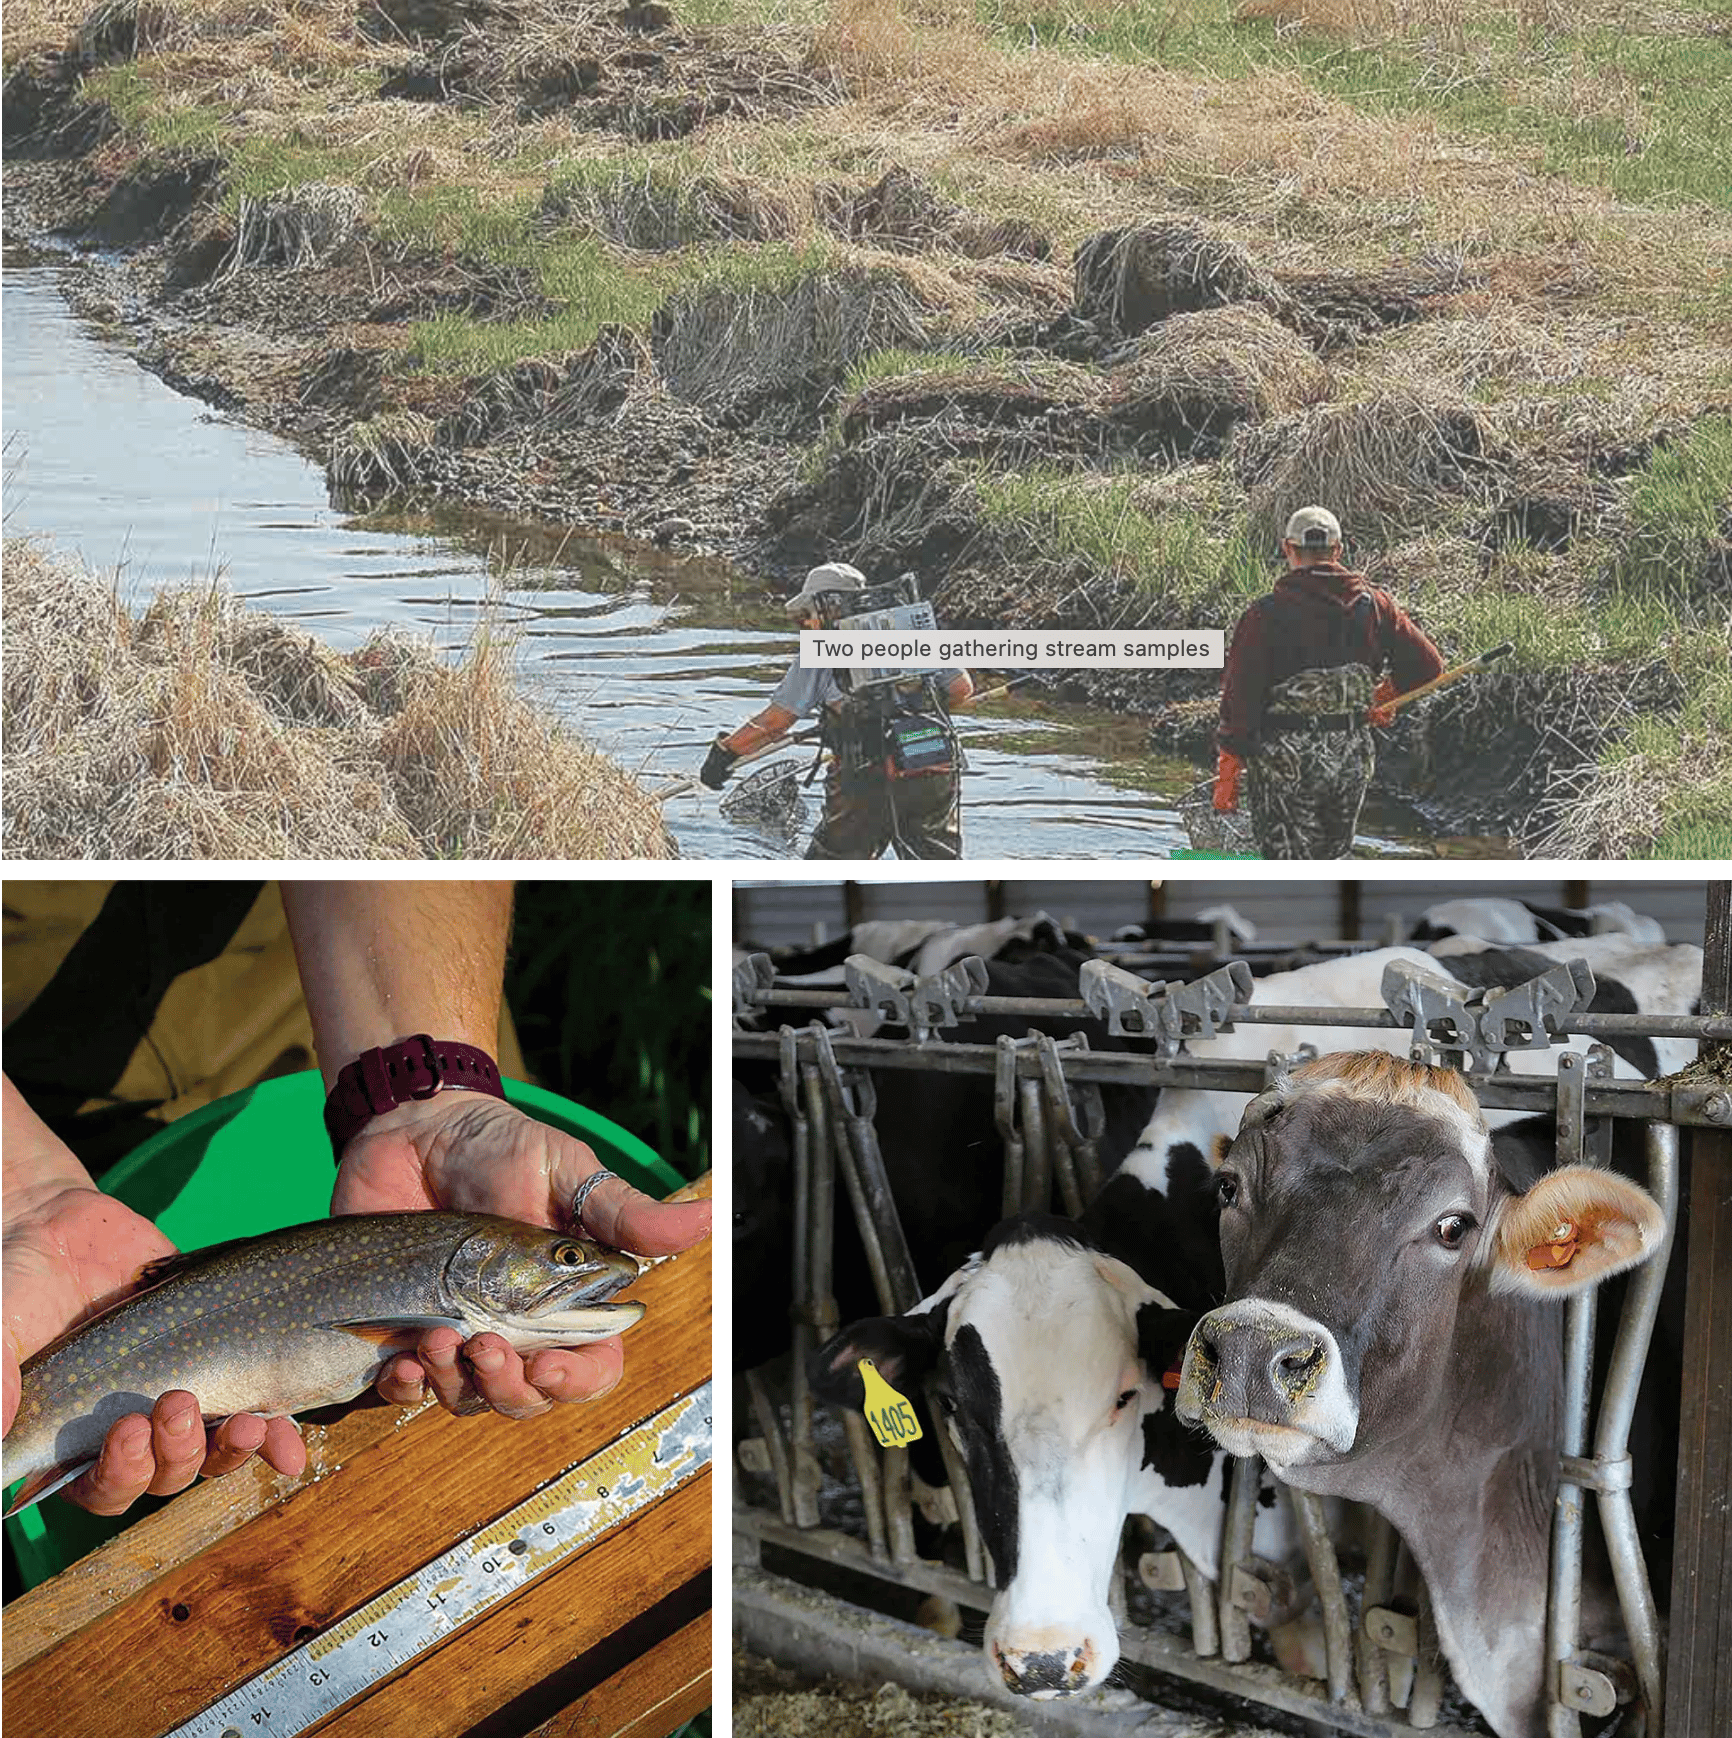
1176, 779, 1258, 856
720, 759, 811, 842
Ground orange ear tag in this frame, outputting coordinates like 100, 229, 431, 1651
1526, 1220, 1580, 1272
1161, 1360, 1184, 1391
858, 1358, 924, 1448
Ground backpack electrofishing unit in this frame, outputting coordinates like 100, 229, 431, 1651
816, 574, 960, 780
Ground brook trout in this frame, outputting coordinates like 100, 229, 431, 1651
3, 1212, 644, 1516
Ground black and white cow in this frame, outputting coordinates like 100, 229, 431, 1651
1177, 1051, 1666, 1738
1412, 898, 1668, 949
757, 914, 1090, 983
814, 1211, 1308, 1699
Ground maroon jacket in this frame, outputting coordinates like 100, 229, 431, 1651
1217, 563, 1445, 757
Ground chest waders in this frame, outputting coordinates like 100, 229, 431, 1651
1249, 593, 1380, 860
814, 678, 963, 859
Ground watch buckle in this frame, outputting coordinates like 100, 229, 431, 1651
406, 1033, 445, 1100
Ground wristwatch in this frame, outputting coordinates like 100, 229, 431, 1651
324, 1035, 506, 1153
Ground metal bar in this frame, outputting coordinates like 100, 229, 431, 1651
745, 988, 1732, 1045
1036, 1034, 1089, 1217
736, 1033, 1732, 1125
782, 1031, 821, 1530
745, 1366, 795, 1526
842, 1407, 889, 1563
1178, 1549, 1219, 1660
1018, 1073, 1052, 1213
1291, 1488, 1354, 1705
1410, 1581, 1444, 1728
882, 1444, 917, 1566
1589, 1121, 1676, 1737
995, 1037, 1025, 1221
1219, 1457, 1262, 1663
1358, 1514, 1399, 1715
1547, 1290, 1597, 1738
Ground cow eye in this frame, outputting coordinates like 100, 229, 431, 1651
1215, 1173, 1240, 1208
936, 1392, 957, 1418
1115, 1389, 1136, 1412
1434, 1213, 1474, 1249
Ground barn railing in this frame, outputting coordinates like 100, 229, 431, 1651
733, 951, 1730, 1738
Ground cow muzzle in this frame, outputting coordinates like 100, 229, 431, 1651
1176, 1301, 1357, 1459
990, 1637, 1101, 1699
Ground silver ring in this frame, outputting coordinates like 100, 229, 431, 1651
570, 1168, 623, 1229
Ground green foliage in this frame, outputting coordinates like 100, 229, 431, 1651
969, 465, 1268, 608
505, 883, 710, 1182
1614, 415, 1732, 605
981, 1, 1732, 214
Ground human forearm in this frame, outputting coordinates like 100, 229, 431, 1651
2, 1074, 96, 1226
282, 882, 513, 1087
724, 704, 799, 758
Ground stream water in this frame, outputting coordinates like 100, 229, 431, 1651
2, 242, 1460, 859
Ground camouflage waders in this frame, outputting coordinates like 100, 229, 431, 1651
804, 768, 962, 860
1248, 665, 1376, 860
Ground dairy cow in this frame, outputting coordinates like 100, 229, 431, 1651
1177, 1052, 1666, 1738
814, 1210, 1308, 1700
808, 940, 1696, 1703
1412, 898, 1668, 949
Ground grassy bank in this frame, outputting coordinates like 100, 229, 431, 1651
0, 540, 676, 860
4, 0, 1727, 855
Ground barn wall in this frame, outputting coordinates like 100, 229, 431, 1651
733, 881, 1710, 946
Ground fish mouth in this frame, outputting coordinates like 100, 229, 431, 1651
526, 1249, 643, 1319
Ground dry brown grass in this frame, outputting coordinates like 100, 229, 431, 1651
1104, 304, 1331, 446
1, 541, 675, 860
1230, 386, 1503, 550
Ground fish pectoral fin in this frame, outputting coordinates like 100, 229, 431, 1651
320, 1316, 469, 1349
4, 1458, 99, 1518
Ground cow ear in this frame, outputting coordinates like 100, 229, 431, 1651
1209, 1133, 1233, 1170
809, 1305, 948, 1410
1491, 1167, 1666, 1296
1092, 1252, 1174, 1312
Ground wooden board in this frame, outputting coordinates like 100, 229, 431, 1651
520, 1612, 712, 1738
2, 1179, 711, 1738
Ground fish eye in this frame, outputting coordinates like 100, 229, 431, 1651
1215, 1173, 1240, 1208
1115, 1389, 1136, 1412
1434, 1213, 1474, 1250
552, 1242, 589, 1266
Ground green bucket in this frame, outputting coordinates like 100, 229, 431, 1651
3, 1071, 678, 1591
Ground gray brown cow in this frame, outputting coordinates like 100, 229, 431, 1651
1176, 1051, 1665, 1738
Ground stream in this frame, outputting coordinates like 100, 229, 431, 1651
2, 241, 1463, 860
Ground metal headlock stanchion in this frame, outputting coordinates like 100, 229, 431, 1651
736, 937, 1732, 1738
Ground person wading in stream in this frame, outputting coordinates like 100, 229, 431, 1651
700, 562, 975, 859
1213, 506, 1445, 859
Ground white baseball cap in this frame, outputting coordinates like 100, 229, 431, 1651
785, 561, 866, 617
1283, 506, 1343, 548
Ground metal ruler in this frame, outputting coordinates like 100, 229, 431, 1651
165, 1381, 712, 1738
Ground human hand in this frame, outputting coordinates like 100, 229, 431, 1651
1212, 750, 1244, 814
331, 1093, 709, 1419
3, 1085, 306, 1513
700, 735, 738, 790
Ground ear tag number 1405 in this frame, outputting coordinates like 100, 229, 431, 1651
858, 1358, 923, 1447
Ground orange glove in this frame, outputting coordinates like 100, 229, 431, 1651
1368, 677, 1398, 728
1213, 751, 1244, 813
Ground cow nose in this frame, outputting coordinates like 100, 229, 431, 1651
1191, 1311, 1325, 1422
992, 1641, 1091, 1697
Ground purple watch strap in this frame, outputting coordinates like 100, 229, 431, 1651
324, 1035, 505, 1152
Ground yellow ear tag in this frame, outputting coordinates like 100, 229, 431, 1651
858, 1358, 924, 1448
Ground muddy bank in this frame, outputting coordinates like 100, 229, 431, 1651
5, 2, 1726, 853
1, 540, 676, 859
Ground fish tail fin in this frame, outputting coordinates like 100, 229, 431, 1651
4, 1458, 98, 1518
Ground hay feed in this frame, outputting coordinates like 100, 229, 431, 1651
1103, 305, 1330, 456
1230, 387, 1502, 553
1073, 220, 1283, 342
1, 540, 675, 861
